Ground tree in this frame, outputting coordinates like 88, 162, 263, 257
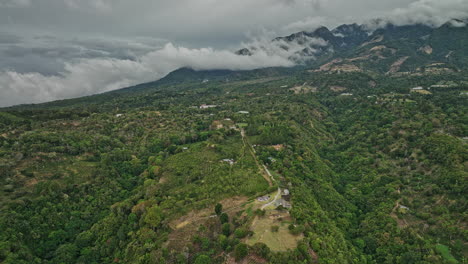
53, 243, 78, 264
222, 223, 231, 236
220, 212, 229, 224
194, 254, 211, 264
252, 243, 270, 259
234, 228, 249, 239
215, 203, 223, 216
254, 209, 265, 216
144, 205, 163, 229
234, 243, 249, 261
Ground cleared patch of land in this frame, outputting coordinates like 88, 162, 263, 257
167, 196, 248, 249
245, 210, 303, 252
412, 89, 432, 95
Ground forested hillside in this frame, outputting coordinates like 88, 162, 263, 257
0, 66, 466, 263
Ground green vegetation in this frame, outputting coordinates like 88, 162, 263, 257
0, 62, 466, 263
436, 244, 458, 264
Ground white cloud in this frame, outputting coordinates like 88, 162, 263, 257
0, 42, 297, 107
241, 34, 328, 64
449, 19, 467, 27
366, 0, 468, 29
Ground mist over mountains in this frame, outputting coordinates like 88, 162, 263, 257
0, 13, 467, 107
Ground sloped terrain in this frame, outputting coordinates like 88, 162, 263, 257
239, 19, 468, 75
0, 19, 467, 264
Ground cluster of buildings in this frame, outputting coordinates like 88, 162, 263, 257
275, 189, 292, 209
221, 159, 235, 165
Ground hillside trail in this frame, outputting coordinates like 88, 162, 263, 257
240, 128, 273, 187
240, 128, 282, 209
390, 199, 409, 228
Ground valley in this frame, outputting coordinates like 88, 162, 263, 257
0, 19, 467, 264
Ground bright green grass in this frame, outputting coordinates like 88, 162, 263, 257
435, 244, 458, 264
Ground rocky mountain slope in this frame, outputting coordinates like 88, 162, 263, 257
239, 19, 468, 74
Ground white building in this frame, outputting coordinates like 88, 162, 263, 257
200, 104, 217, 109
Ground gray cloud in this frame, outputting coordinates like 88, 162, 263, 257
0, 0, 30, 7
0, 35, 167, 75
0, 32, 22, 44
282, 16, 328, 33
0, 0, 424, 47
0, 0, 467, 107
364, 0, 468, 29
0, 39, 302, 107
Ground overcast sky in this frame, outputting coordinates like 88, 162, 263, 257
0, 0, 467, 107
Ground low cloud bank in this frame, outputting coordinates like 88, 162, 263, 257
366, 0, 468, 30
0, 40, 303, 107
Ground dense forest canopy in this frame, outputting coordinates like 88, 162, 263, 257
0, 19, 467, 264
0, 69, 466, 264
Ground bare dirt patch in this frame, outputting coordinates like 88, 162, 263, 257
412, 89, 432, 95
289, 84, 317, 94
158, 176, 168, 184
167, 196, 249, 249
24, 178, 39, 187
370, 45, 387, 51
329, 64, 362, 73
388, 56, 410, 74
347, 55, 371, 62
329, 86, 347, 92
360, 35, 384, 47
309, 58, 343, 72
419, 45, 433, 55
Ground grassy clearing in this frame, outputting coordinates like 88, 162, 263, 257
413, 89, 432, 95
245, 210, 303, 252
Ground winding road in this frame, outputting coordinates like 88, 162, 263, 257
261, 187, 281, 210
260, 161, 281, 210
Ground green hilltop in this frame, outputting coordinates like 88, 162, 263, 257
0, 21, 467, 264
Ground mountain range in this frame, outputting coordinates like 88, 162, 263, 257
238, 18, 468, 75
0, 16, 467, 264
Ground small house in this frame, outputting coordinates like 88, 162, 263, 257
200, 104, 217, 109
272, 144, 284, 151
282, 189, 291, 201
275, 198, 292, 209
257, 195, 270, 202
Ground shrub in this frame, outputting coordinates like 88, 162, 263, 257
234, 243, 249, 261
